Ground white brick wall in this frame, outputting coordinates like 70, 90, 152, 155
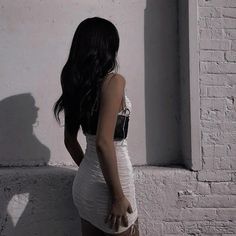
198, 0, 236, 173
194, 0, 236, 234
135, 1, 236, 235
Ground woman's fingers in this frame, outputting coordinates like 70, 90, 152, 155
115, 216, 121, 232
105, 213, 112, 224
127, 204, 133, 214
122, 214, 128, 227
110, 215, 116, 229
106, 214, 129, 233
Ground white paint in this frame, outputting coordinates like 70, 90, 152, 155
0, 0, 146, 166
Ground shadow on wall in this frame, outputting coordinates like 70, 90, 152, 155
144, 0, 184, 167
0, 93, 81, 235
0, 93, 50, 166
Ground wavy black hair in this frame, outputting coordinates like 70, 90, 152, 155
53, 17, 119, 135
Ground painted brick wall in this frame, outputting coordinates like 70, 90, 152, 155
199, 0, 236, 173
137, 1, 236, 235
160, 0, 236, 235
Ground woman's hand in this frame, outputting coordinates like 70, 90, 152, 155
105, 195, 133, 232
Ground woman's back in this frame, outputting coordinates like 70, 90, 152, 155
80, 73, 131, 138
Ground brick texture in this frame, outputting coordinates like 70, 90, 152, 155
137, 1, 236, 235
198, 0, 236, 172
178, 0, 236, 235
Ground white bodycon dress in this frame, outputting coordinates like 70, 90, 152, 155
72, 95, 139, 234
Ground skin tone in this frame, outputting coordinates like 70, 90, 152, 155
64, 73, 133, 233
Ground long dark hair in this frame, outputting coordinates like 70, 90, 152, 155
53, 17, 119, 134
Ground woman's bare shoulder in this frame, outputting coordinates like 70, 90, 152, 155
112, 72, 126, 81
101, 73, 126, 93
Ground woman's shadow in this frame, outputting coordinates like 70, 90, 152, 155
0, 93, 81, 236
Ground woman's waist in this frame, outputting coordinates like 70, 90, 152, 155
80, 149, 133, 177
77, 157, 134, 187
83, 147, 131, 166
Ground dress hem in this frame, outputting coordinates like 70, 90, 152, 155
79, 210, 138, 234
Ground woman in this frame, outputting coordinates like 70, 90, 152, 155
53, 17, 139, 236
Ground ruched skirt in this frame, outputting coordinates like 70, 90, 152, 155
72, 134, 138, 234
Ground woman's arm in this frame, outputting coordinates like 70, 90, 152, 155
64, 118, 84, 167
96, 74, 126, 201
